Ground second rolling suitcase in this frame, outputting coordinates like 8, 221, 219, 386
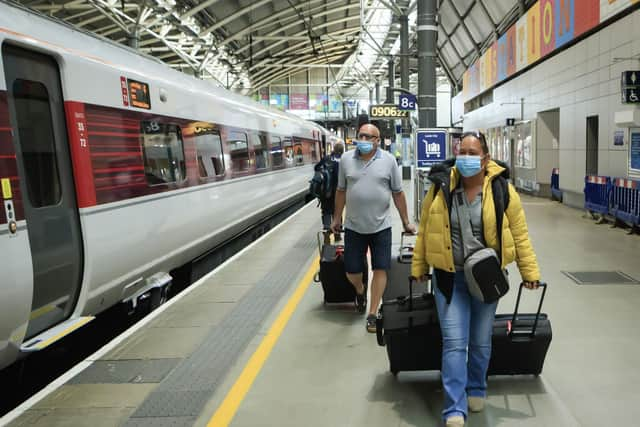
488, 282, 552, 376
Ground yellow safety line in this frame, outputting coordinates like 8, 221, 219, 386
29, 304, 55, 321
207, 255, 320, 427
34, 316, 94, 350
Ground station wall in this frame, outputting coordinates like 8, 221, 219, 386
458, 8, 640, 207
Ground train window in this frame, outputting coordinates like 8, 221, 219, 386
141, 121, 186, 185
293, 140, 304, 166
271, 136, 283, 167
283, 137, 293, 164
311, 139, 319, 161
253, 133, 271, 170
12, 79, 62, 207
195, 129, 225, 178
228, 131, 249, 172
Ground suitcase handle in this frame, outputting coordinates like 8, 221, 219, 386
317, 229, 344, 256
511, 282, 547, 337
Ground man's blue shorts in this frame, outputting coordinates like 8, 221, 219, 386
344, 227, 392, 273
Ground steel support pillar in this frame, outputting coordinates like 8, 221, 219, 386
400, 13, 410, 135
417, 0, 437, 128
386, 57, 395, 103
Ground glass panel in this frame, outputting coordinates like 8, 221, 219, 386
141, 121, 186, 185
12, 79, 61, 207
228, 131, 249, 172
253, 133, 270, 170
293, 141, 304, 166
195, 128, 225, 177
283, 137, 294, 165
271, 135, 283, 167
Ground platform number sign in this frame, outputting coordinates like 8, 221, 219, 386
398, 93, 417, 111
415, 129, 447, 168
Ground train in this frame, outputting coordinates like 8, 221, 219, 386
0, 1, 328, 370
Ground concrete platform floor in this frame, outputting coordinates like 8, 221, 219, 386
216, 194, 640, 427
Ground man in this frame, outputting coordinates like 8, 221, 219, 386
331, 124, 416, 332
314, 142, 344, 242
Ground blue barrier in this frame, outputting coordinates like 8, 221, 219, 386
551, 168, 562, 201
610, 178, 640, 228
584, 175, 611, 215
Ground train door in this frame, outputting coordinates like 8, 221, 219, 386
2, 45, 83, 338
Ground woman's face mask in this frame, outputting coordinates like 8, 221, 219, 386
455, 155, 483, 177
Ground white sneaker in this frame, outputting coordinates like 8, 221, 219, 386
445, 415, 465, 427
468, 396, 485, 412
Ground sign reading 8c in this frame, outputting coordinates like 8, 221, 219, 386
369, 104, 408, 119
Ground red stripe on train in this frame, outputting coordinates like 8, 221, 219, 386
64, 101, 97, 208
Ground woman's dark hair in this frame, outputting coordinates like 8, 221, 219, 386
461, 131, 489, 154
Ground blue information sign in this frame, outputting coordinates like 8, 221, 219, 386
398, 93, 417, 110
416, 129, 447, 168
631, 129, 640, 171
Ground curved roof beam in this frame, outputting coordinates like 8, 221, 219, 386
199, 0, 274, 38
217, 0, 357, 49
246, 26, 359, 74
250, 52, 353, 91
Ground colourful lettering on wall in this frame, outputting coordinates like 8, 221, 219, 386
461, 0, 634, 102
540, 0, 555, 57
497, 34, 508, 81
554, 0, 574, 48
527, 2, 541, 64
516, 14, 528, 71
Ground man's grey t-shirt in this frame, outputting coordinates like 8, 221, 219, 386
337, 148, 403, 234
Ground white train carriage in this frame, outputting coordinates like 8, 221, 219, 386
0, 2, 328, 370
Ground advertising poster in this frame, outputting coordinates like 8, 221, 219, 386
614, 129, 625, 146
630, 128, 640, 172
289, 93, 308, 110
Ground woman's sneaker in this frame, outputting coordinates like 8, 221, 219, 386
445, 415, 465, 427
468, 397, 485, 412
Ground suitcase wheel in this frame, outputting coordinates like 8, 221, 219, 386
391, 369, 398, 376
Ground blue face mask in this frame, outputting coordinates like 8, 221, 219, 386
456, 155, 483, 177
356, 141, 374, 154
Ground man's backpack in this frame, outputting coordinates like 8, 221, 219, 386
309, 158, 334, 201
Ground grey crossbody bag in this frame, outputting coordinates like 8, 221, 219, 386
454, 191, 509, 303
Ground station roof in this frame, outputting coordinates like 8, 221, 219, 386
15, 0, 535, 97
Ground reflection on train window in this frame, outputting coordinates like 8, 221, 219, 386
283, 137, 293, 164
12, 79, 62, 207
311, 140, 318, 162
228, 131, 249, 172
293, 142, 304, 166
253, 133, 270, 170
141, 121, 186, 185
271, 136, 283, 167
195, 129, 225, 178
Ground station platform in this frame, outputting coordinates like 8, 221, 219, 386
5, 182, 640, 427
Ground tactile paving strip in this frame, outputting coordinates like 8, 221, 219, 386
125, 222, 317, 423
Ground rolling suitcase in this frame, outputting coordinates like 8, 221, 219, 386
316, 231, 367, 305
376, 277, 442, 375
384, 232, 418, 300
488, 282, 552, 376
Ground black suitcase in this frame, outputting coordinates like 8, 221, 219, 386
317, 232, 368, 305
384, 232, 420, 300
376, 277, 442, 375
488, 282, 552, 376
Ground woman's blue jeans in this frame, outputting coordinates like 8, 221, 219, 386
433, 271, 498, 421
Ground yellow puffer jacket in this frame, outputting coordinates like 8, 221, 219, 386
411, 160, 540, 282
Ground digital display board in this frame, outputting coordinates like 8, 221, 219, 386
369, 104, 409, 119
128, 79, 151, 109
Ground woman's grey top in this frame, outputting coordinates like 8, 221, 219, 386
451, 188, 485, 271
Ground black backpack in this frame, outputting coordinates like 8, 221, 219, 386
309, 158, 334, 201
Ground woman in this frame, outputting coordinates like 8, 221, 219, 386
411, 131, 540, 427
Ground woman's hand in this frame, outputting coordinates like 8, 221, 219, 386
522, 280, 540, 289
